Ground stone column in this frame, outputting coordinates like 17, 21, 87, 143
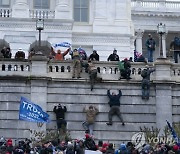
12, 0, 29, 18
55, 0, 71, 19
94, 0, 107, 20
135, 29, 144, 54
29, 53, 48, 138
162, 34, 167, 58
159, 0, 166, 8
154, 59, 172, 135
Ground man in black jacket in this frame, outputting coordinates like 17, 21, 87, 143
106, 90, 125, 126
53, 104, 67, 129
107, 49, 119, 61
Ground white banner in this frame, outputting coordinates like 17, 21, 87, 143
85, 150, 102, 154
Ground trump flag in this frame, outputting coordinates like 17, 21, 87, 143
19, 97, 50, 123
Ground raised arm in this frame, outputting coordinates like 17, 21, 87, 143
117, 90, 122, 98
53, 106, 57, 113
63, 48, 70, 56
107, 89, 113, 99
63, 106, 67, 112
83, 106, 87, 112
94, 107, 99, 114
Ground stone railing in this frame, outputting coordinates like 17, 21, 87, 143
131, 0, 180, 12
0, 58, 180, 82
29, 9, 55, 19
0, 8, 11, 17
0, 59, 31, 77
47, 60, 153, 81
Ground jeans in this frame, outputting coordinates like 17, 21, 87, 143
142, 79, 150, 99
82, 121, 94, 135
174, 51, 180, 63
148, 49, 154, 62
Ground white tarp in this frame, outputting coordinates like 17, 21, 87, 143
85, 150, 102, 154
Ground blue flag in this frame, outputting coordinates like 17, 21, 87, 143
54, 42, 71, 48
166, 120, 179, 143
19, 97, 50, 123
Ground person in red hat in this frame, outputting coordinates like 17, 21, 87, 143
6, 139, 13, 154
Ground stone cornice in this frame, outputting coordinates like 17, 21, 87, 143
132, 11, 180, 18
0, 18, 73, 31
72, 32, 132, 44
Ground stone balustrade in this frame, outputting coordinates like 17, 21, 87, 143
131, 0, 180, 12
0, 58, 179, 82
0, 8, 11, 17
29, 9, 55, 19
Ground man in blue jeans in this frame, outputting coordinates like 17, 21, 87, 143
145, 34, 156, 62
82, 105, 99, 136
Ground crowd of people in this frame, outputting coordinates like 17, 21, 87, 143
0, 135, 180, 154
1, 33, 180, 64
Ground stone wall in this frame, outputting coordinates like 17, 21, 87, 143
0, 57, 179, 145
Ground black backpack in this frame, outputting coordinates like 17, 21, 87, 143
141, 69, 148, 78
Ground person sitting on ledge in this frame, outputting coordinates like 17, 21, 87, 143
15, 48, 25, 60
118, 58, 132, 80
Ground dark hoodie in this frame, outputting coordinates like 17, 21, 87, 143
107, 90, 122, 107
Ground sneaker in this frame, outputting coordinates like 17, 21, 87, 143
72, 76, 75, 78
122, 122, 125, 126
106, 122, 112, 125
77, 76, 81, 79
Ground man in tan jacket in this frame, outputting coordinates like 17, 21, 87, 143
82, 105, 99, 136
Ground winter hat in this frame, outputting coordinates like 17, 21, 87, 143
7, 139, 12, 146
119, 143, 126, 150
0, 137, 5, 143
102, 143, 108, 148
85, 134, 90, 139
173, 145, 179, 151
143, 144, 151, 153
124, 58, 128, 61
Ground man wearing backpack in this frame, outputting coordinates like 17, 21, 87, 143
141, 65, 155, 100
118, 58, 131, 80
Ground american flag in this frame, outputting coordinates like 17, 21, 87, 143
134, 50, 142, 62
